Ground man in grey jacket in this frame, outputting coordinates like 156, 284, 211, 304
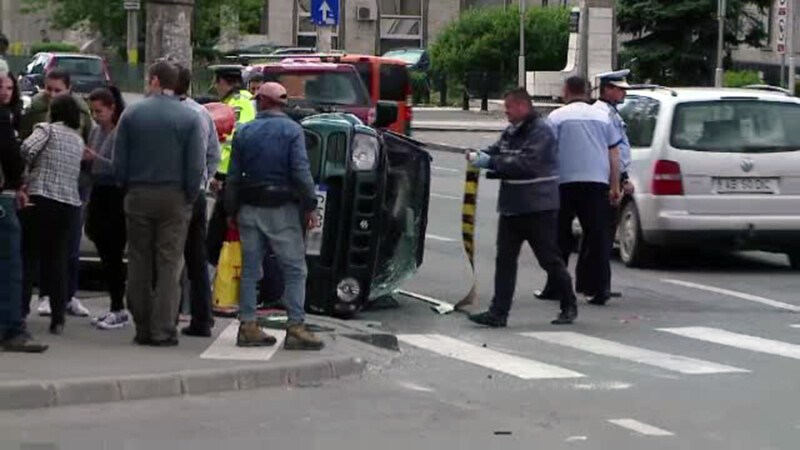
114, 61, 206, 347
466, 88, 578, 326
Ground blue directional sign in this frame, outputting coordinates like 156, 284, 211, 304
311, 0, 339, 26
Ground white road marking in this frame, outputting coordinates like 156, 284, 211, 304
200, 321, 286, 361
521, 332, 748, 375
791, 324, 800, 328
396, 381, 436, 393
430, 192, 461, 201
565, 436, 588, 442
608, 419, 675, 436
432, 165, 460, 173
659, 327, 800, 360
426, 234, 458, 243
662, 279, 800, 312
398, 334, 585, 380
573, 381, 633, 391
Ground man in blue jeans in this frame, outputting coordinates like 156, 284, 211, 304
225, 82, 323, 350
0, 95, 47, 353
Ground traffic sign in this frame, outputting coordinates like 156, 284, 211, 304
311, 0, 339, 26
124, 0, 140, 10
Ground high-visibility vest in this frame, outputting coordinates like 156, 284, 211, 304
217, 89, 256, 176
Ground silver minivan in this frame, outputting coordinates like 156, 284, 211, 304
617, 87, 800, 268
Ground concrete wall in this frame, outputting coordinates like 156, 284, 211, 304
267, 0, 295, 46
425, 0, 460, 47
343, 0, 378, 54
586, 6, 613, 79
0, 0, 68, 53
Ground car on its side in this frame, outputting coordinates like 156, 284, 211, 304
382, 48, 430, 72
19, 52, 111, 95
616, 86, 800, 268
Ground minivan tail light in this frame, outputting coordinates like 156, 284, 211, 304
652, 160, 684, 196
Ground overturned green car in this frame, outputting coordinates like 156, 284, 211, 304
297, 107, 432, 317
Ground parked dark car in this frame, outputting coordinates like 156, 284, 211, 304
19, 53, 111, 95
382, 48, 430, 72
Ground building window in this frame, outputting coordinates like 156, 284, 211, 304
380, 0, 424, 53
297, 0, 340, 49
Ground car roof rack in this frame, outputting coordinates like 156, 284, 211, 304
741, 84, 792, 95
627, 84, 679, 97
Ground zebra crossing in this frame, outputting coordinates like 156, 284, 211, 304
398, 325, 800, 382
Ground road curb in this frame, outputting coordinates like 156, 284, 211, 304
0, 356, 365, 411
412, 124, 506, 132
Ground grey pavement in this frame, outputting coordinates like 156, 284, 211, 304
5, 133, 800, 448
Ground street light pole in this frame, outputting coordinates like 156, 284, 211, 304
789, 1, 796, 95
519, 0, 526, 88
715, 0, 725, 87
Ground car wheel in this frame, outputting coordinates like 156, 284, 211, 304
788, 252, 800, 271
618, 202, 653, 268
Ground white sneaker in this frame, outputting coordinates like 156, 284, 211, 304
95, 311, 130, 330
66, 298, 90, 317
37, 297, 51, 317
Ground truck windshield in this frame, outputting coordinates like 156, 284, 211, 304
671, 100, 800, 153
273, 71, 370, 108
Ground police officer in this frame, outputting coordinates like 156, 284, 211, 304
467, 88, 578, 327
207, 67, 257, 265
545, 76, 623, 306
591, 69, 634, 300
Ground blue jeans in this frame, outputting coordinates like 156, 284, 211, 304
238, 204, 307, 324
0, 194, 24, 340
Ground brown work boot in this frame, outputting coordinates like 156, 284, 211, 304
284, 323, 325, 351
236, 321, 277, 347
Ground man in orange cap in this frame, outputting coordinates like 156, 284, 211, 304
225, 82, 323, 350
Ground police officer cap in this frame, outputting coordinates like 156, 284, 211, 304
596, 69, 631, 89
213, 65, 245, 82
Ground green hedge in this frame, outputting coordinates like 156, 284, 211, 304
29, 41, 81, 55
723, 70, 762, 88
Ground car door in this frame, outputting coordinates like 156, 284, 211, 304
668, 98, 800, 216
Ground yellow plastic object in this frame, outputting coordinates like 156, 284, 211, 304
213, 232, 242, 317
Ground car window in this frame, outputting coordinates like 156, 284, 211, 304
353, 62, 374, 96
384, 51, 423, 65
671, 100, 800, 153
379, 64, 409, 102
270, 71, 370, 107
27, 55, 48, 75
54, 58, 103, 76
619, 96, 660, 147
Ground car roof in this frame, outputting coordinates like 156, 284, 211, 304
37, 53, 102, 60
627, 86, 800, 104
256, 61, 358, 72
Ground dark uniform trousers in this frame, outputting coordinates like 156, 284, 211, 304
490, 210, 576, 319
558, 182, 611, 297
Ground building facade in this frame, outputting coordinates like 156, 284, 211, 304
731, 2, 800, 84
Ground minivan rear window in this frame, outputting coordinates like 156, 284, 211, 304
268, 71, 370, 107
55, 58, 103, 76
671, 100, 800, 153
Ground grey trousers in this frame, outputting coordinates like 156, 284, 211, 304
124, 186, 192, 341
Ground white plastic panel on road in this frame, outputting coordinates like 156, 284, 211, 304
201, 321, 286, 361
662, 279, 800, 312
521, 332, 748, 375
608, 419, 675, 436
659, 327, 800, 360
398, 334, 585, 380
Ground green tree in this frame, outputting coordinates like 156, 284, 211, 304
430, 7, 570, 90
22, 0, 264, 57
618, 0, 772, 86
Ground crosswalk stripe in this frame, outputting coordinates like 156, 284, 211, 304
608, 419, 675, 436
659, 327, 800, 360
397, 334, 585, 380
201, 321, 286, 361
520, 332, 749, 375
661, 279, 800, 312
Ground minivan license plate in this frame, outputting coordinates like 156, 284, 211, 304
714, 177, 777, 194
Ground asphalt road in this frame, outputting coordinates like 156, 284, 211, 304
5, 131, 800, 449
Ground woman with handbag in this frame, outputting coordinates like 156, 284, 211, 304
20, 95, 84, 335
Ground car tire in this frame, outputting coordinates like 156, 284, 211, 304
788, 252, 800, 271
618, 201, 653, 268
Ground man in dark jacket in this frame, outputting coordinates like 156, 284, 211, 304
467, 89, 578, 327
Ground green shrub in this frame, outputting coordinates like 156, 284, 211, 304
29, 41, 81, 55
431, 6, 570, 90
409, 71, 431, 104
723, 70, 762, 88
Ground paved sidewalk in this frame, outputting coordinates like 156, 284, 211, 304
0, 295, 399, 411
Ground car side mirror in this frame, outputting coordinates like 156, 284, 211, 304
374, 101, 398, 129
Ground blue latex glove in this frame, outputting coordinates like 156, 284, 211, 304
468, 151, 491, 169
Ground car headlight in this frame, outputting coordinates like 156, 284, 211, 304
336, 278, 361, 303
351, 133, 379, 171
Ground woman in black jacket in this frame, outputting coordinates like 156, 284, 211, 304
0, 64, 48, 352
